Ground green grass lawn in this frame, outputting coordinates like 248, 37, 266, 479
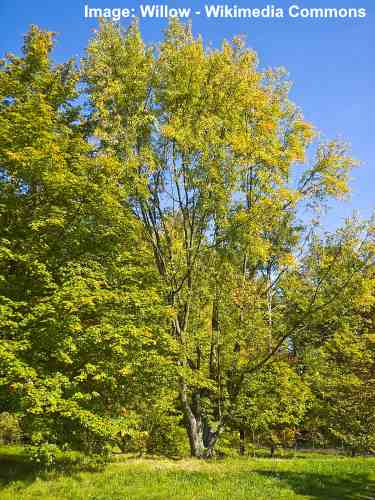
1, 447, 375, 500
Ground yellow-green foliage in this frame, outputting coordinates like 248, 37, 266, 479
0, 20, 373, 459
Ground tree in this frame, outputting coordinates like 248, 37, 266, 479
0, 26, 171, 453
232, 361, 312, 456
302, 222, 375, 454
83, 19, 364, 457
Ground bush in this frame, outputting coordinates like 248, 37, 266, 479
25, 443, 59, 469
146, 422, 189, 457
215, 432, 240, 458
0, 412, 22, 444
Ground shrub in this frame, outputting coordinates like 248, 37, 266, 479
25, 443, 59, 469
147, 422, 189, 457
0, 412, 22, 444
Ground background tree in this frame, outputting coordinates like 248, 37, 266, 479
232, 361, 312, 456
302, 223, 375, 454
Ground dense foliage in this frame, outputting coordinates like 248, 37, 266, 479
0, 21, 374, 460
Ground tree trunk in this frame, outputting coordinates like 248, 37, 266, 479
239, 428, 245, 456
184, 412, 221, 457
180, 381, 222, 457
186, 411, 205, 458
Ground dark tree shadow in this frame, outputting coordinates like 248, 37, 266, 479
0, 453, 39, 488
256, 469, 375, 500
0, 451, 105, 489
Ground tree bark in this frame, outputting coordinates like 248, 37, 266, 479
186, 412, 205, 457
180, 381, 223, 457
239, 428, 245, 456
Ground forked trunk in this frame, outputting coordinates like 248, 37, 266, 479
184, 409, 221, 457
180, 382, 222, 457
185, 409, 205, 457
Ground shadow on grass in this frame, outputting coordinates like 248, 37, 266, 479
0, 450, 106, 489
0, 453, 39, 488
256, 469, 375, 500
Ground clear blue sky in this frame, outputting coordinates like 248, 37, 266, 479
1, 0, 374, 228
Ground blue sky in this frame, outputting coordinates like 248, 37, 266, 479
1, 0, 374, 228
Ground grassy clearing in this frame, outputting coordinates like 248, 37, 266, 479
1, 447, 375, 500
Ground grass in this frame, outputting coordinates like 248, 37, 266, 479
1, 447, 375, 499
